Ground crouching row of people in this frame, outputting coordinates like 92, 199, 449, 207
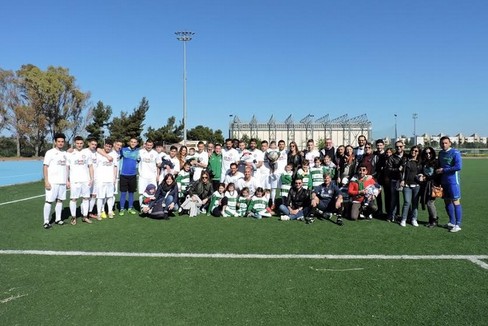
141, 166, 381, 223
279, 164, 380, 225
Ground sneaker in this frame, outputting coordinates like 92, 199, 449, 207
82, 217, 92, 224
297, 216, 304, 221
337, 218, 344, 226
55, 220, 64, 225
427, 222, 437, 228
43, 223, 52, 229
200, 208, 207, 214
324, 212, 332, 220
367, 214, 373, 220
359, 213, 365, 219
94, 215, 102, 221
444, 222, 455, 230
100, 212, 107, 219
70, 217, 77, 225
280, 215, 290, 221
128, 208, 137, 215
450, 225, 462, 233
305, 217, 315, 224
119, 209, 126, 216
412, 220, 419, 227
108, 212, 115, 219
400, 220, 406, 227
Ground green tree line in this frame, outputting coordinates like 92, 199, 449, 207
0, 64, 224, 157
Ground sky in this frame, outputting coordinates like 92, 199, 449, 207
2, 0, 488, 141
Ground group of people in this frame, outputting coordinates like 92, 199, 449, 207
42, 133, 463, 232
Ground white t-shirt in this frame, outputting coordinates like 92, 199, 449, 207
95, 152, 118, 183
305, 149, 320, 166
221, 147, 239, 174
276, 149, 288, 174
193, 149, 209, 180
43, 148, 68, 184
139, 149, 161, 179
224, 171, 244, 186
236, 176, 261, 196
67, 148, 92, 183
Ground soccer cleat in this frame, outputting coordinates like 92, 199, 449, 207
412, 220, 419, 227
70, 217, 77, 225
55, 220, 64, 225
119, 209, 126, 216
95, 215, 102, 221
43, 223, 52, 229
108, 212, 115, 219
450, 225, 462, 233
280, 215, 290, 221
400, 220, 406, 227
82, 217, 92, 224
128, 208, 137, 215
100, 212, 107, 219
337, 218, 344, 226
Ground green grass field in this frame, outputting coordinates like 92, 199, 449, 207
1, 159, 487, 325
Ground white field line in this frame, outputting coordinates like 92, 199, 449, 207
0, 194, 44, 206
1, 250, 487, 270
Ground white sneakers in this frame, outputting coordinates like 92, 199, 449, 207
400, 220, 406, 227
450, 225, 462, 233
412, 220, 419, 227
280, 215, 290, 221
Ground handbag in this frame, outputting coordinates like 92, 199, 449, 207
431, 185, 443, 198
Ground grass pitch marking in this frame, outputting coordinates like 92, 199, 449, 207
1, 250, 487, 270
0, 194, 44, 206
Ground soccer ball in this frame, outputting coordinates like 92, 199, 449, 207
266, 150, 280, 163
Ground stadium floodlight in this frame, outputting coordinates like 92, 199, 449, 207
175, 31, 195, 145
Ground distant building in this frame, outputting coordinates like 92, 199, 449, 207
229, 114, 372, 148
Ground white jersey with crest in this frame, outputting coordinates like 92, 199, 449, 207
139, 149, 161, 179
43, 147, 68, 184
67, 148, 93, 183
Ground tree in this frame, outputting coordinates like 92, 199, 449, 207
144, 116, 183, 144
109, 97, 149, 144
85, 101, 112, 143
187, 125, 224, 144
17, 64, 90, 144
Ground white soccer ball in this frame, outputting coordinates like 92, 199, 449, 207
266, 150, 280, 163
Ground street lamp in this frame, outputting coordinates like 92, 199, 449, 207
412, 113, 418, 143
229, 114, 233, 139
175, 31, 195, 145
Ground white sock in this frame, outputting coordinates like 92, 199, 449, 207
81, 199, 89, 217
97, 198, 104, 216
89, 197, 96, 212
69, 200, 77, 217
55, 202, 62, 222
107, 197, 115, 214
43, 203, 52, 224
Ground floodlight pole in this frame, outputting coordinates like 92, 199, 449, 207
412, 113, 418, 143
394, 114, 398, 141
175, 31, 194, 145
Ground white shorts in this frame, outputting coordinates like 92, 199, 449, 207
45, 184, 67, 202
70, 182, 91, 199
138, 177, 157, 194
96, 182, 115, 199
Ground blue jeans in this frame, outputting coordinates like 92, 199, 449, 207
401, 186, 420, 221
278, 204, 310, 220
165, 195, 179, 212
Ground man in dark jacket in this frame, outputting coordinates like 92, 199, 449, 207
278, 177, 311, 221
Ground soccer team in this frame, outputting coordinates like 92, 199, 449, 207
42, 133, 463, 231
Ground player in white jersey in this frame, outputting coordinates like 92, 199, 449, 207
42, 133, 68, 229
249, 138, 264, 182
192, 141, 209, 181
237, 166, 261, 197
221, 138, 240, 182
94, 140, 118, 219
67, 136, 94, 225
85, 137, 99, 219
224, 163, 244, 186
304, 139, 320, 166
138, 140, 161, 205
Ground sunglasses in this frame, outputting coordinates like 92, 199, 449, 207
396, 146, 404, 148
202, 176, 209, 179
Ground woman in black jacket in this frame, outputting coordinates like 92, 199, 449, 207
145, 174, 179, 219
180, 171, 213, 217
399, 146, 422, 227
419, 147, 441, 227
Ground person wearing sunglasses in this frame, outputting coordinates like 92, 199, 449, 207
180, 171, 213, 217
398, 146, 422, 227
385, 140, 406, 222
279, 176, 311, 221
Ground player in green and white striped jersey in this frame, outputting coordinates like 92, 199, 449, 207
208, 183, 226, 216
237, 187, 251, 217
223, 183, 239, 217
176, 162, 192, 203
310, 157, 325, 188
279, 164, 294, 200
247, 187, 272, 219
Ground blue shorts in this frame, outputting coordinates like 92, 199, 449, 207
442, 183, 461, 200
